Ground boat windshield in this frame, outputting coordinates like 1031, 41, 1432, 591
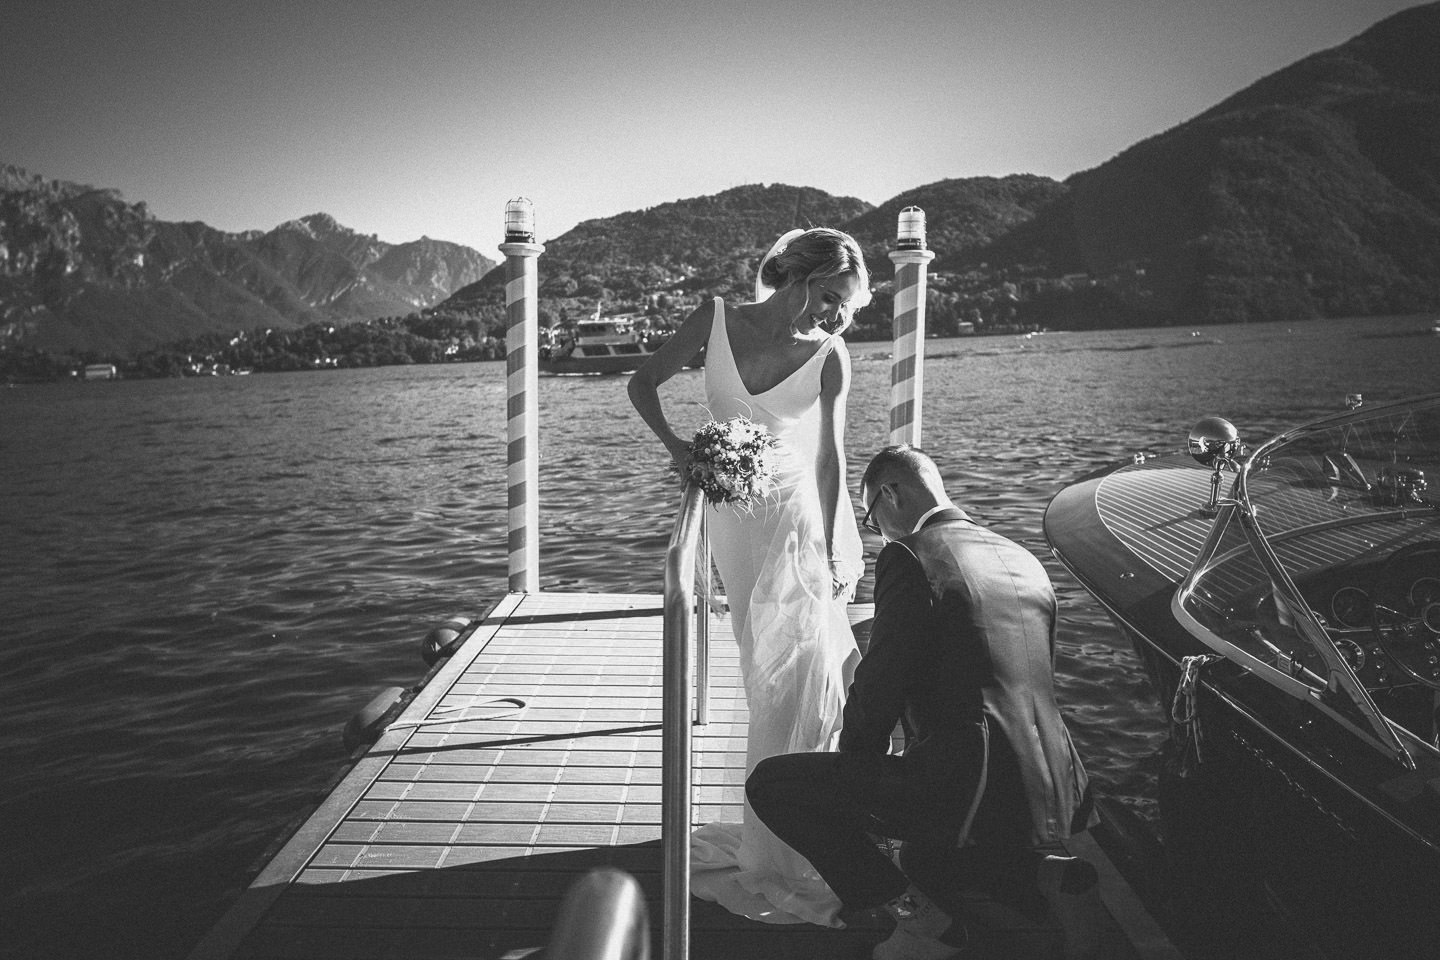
1243, 395, 1440, 547
1177, 394, 1440, 763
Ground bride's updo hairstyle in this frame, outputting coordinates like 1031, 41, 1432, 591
758, 228, 872, 335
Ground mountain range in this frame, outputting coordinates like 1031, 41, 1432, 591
0, 169, 496, 354
3, 1, 1438, 357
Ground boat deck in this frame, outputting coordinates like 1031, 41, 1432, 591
188, 591, 1172, 960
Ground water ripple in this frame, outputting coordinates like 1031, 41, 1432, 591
1, 316, 1436, 957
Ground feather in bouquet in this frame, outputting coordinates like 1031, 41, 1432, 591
683, 416, 780, 506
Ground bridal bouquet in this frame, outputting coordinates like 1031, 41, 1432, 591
682, 417, 780, 506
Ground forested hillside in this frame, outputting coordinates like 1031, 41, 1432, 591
1015, 1, 1440, 324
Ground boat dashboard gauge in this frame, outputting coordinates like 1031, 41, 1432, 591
1410, 577, 1440, 609
1334, 638, 1366, 673
1423, 603, 1440, 635
1330, 586, 1373, 629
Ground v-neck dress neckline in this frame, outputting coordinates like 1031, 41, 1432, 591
714, 298, 831, 399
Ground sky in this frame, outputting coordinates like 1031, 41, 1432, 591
1, 0, 1425, 259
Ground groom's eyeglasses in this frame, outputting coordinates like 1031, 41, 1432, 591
860, 487, 883, 536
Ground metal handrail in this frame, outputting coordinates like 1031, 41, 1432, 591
547, 867, 651, 960
660, 485, 710, 960
695, 503, 711, 725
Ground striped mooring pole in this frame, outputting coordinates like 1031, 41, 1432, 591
888, 206, 936, 447
501, 198, 545, 593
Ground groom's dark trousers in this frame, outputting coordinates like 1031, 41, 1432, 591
747, 508, 1093, 915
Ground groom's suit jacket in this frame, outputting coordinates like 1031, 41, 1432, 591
838, 507, 1092, 847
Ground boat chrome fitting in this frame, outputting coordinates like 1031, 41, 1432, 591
1188, 416, 1244, 516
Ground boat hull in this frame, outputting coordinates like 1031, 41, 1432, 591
537, 346, 703, 376
538, 352, 652, 375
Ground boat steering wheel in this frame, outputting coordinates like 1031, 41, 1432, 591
1368, 541, 1440, 689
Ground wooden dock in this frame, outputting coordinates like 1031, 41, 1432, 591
188, 591, 1176, 960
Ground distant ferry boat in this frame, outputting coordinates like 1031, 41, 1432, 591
539, 315, 702, 375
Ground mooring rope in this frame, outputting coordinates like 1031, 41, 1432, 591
1170, 653, 1220, 767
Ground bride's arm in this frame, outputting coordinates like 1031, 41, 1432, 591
627, 300, 714, 465
818, 344, 853, 567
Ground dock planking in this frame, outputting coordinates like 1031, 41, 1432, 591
189, 590, 1163, 960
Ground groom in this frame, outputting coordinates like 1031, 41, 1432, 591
746, 444, 1094, 960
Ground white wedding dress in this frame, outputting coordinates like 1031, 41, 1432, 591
689, 297, 864, 926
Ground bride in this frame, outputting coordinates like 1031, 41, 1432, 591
628, 227, 871, 926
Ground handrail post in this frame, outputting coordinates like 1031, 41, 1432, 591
547, 867, 651, 960
661, 487, 705, 960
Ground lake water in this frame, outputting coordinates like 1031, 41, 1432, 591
2, 315, 1436, 958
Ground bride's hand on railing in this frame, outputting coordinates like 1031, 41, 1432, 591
671, 459, 693, 490
665, 439, 693, 488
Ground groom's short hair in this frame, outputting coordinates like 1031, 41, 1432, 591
863, 444, 944, 493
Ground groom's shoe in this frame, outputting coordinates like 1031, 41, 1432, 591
874, 886, 968, 960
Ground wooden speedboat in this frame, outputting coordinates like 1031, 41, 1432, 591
1044, 393, 1440, 955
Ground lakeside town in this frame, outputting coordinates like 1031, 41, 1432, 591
4, 257, 1154, 383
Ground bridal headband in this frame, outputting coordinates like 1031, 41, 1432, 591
754, 228, 807, 303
